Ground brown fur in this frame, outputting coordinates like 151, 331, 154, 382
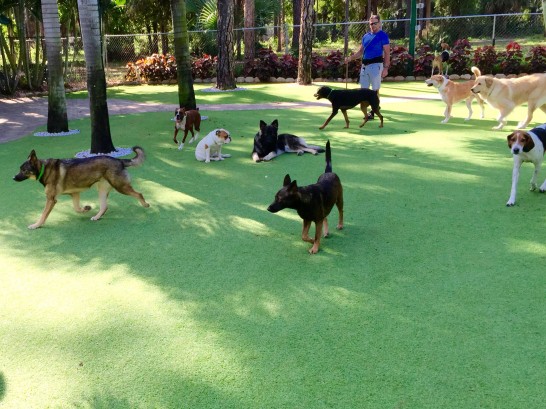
173, 107, 201, 145
425, 68, 484, 123
13, 147, 150, 229
267, 141, 343, 254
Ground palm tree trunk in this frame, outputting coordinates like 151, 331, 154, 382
77, 0, 115, 154
297, 0, 313, 85
170, 0, 196, 109
41, 0, 69, 133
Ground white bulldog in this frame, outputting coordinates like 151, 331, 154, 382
195, 129, 232, 163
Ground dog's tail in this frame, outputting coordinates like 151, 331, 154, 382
124, 146, 146, 167
325, 140, 332, 173
471, 66, 481, 78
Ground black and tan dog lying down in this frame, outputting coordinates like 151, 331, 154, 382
252, 119, 325, 162
314, 85, 384, 130
13, 147, 150, 229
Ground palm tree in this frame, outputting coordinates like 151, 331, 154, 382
297, 0, 313, 85
216, 0, 236, 89
41, 0, 69, 133
77, 0, 115, 154
171, 0, 197, 108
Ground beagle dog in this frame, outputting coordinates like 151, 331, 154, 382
506, 124, 546, 206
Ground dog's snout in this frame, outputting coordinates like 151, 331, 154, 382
512, 147, 520, 155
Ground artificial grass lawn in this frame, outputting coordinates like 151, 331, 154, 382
1, 85, 545, 408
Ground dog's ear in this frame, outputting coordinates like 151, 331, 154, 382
260, 120, 267, 131
506, 133, 515, 148
485, 78, 493, 88
288, 180, 298, 191
522, 133, 535, 152
283, 174, 291, 186
180, 107, 187, 114
271, 119, 279, 128
28, 149, 37, 160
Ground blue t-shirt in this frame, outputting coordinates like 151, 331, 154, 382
362, 30, 389, 60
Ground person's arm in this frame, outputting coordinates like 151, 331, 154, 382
382, 44, 390, 77
345, 44, 363, 64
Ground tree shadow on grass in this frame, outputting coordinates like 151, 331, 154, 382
2, 106, 545, 408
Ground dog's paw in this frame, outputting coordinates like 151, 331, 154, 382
441, 118, 449, 124
319, 126, 325, 130
178, 143, 184, 151
336, 224, 343, 230
297, 151, 304, 156
28, 223, 41, 230
540, 189, 546, 193
530, 184, 537, 191
506, 201, 515, 207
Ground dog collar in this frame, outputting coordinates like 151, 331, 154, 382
327, 89, 333, 98
36, 164, 44, 182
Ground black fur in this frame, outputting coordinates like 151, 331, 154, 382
267, 141, 344, 254
314, 85, 384, 129
252, 119, 324, 162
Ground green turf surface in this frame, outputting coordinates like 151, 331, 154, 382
2, 84, 545, 408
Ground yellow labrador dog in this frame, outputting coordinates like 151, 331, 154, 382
470, 68, 546, 130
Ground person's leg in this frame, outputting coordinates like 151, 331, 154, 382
367, 64, 383, 119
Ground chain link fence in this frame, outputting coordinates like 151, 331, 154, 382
2, 12, 544, 89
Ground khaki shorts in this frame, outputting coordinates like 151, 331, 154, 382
359, 63, 383, 90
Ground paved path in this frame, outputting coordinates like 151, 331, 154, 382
0, 94, 437, 144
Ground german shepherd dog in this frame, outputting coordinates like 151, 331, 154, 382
314, 85, 384, 129
267, 140, 344, 254
252, 119, 325, 162
13, 147, 150, 229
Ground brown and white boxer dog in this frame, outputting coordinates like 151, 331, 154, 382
173, 107, 201, 150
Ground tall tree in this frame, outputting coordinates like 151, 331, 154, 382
41, 0, 69, 133
243, 0, 255, 65
296, 0, 312, 84
216, 0, 236, 89
291, 0, 300, 50
171, 0, 196, 108
77, 0, 115, 154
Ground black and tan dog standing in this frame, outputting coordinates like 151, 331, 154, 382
267, 140, 344, 254
314, 85, 383, 130
13, 147, 150, 229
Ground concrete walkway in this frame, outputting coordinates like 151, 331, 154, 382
0, 94, 436, 144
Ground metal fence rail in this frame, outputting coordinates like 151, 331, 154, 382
2, 12, 544, 89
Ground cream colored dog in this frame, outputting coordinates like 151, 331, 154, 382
425, 67, 484, 123
195, 129, 232, 163
470, 68, 546, 130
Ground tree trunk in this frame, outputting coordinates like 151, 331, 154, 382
77, 0, 115, 154
41, 0, 69, 133
291, 0, 301, 51
297, 0, 313, 85
542, 1, 546, 36
170, 0, 196, 109
217, 0, 236, 90
244, 0, 255, 64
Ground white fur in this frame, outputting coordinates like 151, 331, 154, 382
195, 129, 232, 163
507, 126, 546, 206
